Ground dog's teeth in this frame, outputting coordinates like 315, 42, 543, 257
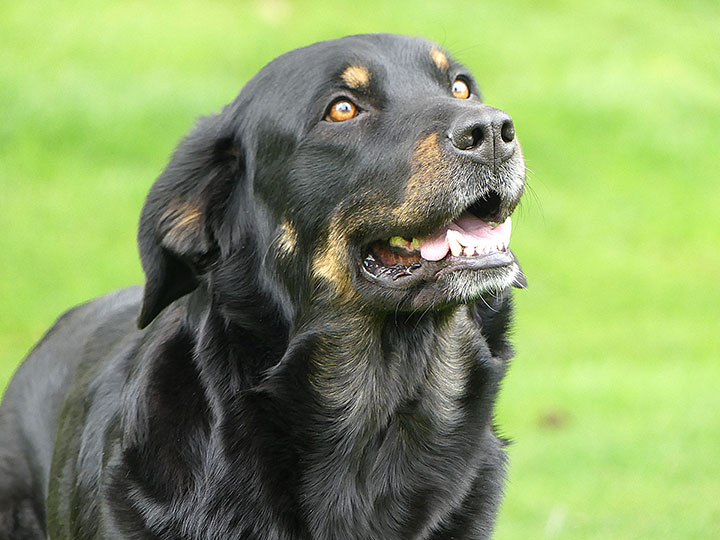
389, 236, 409, 248
447, 231, 463, 257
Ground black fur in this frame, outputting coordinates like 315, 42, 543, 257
0, 34, 526, 539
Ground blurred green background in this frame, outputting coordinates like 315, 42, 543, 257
1, 0, 719, 537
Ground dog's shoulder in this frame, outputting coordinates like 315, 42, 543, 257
2, 287, 144, 447
5, 287, 143, 405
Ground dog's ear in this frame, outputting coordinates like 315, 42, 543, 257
137, 116, 241, 328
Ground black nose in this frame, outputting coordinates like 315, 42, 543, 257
448, 106, 516, 164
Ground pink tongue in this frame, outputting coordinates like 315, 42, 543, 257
419, 213, 512, 261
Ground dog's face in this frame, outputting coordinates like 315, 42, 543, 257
137, 34, 526, 327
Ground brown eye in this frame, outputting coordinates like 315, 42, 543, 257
326, 99, 358, 122
452, 78, 470, 99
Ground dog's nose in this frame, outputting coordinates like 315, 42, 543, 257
448, 106, 516, 163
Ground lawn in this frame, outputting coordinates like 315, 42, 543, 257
1, 0, 719, 537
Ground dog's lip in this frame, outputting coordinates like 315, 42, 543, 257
360, 248, 519, 290
434, 250, 516, 276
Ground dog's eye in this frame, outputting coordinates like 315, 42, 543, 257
326, 99, 359, 122
452, 78, 471, 99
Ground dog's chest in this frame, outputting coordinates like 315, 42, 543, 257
297, 309, 492, 539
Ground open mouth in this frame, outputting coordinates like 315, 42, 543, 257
361, 190, 517, 286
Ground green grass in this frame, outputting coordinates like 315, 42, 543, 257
2, 1, 719, 537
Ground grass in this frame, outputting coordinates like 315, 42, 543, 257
2, 0, 719, 537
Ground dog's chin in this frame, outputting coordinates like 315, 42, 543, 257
432, 262, 522, 303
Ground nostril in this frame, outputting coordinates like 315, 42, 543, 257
470, 127, 484, 148
500, 120, 515, 143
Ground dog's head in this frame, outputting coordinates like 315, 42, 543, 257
137, 34, 526, 328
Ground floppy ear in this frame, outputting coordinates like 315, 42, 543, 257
137, 116, 242, 328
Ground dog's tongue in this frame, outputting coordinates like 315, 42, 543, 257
419, 213, 512, 261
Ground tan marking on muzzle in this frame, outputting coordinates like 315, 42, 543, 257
430, 48, 449, 71
341, 65, 371, 88
393, 132, 453, 224
310, 133, 451, 299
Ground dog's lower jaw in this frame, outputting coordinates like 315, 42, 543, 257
435, 263, 521, 304
277, 298, 513, 539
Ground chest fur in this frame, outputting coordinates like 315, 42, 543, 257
297, 306, 503, 539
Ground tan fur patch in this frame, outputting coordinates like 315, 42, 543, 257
309, 133, 456, 297
311, 223, 355, 299
393, 132, 452, 223
161, 202, 202, 247
430, 48, 449, 70
341, 65, 371, 88
413, 132, 446, 171
276, 218, 298, 255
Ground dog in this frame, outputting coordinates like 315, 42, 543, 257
0, 34, 527, 539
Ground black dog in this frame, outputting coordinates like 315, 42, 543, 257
0, 34, 526, 539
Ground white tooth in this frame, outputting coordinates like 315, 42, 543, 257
450, 240, 463, 257
447, 231, 463, 257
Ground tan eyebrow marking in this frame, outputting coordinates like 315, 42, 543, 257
341, 65, 371, 88
430, 48, 449, 70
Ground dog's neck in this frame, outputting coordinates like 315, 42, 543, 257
270, 296, 512, 537
194, 281, 514, 422
277, 289, 515, 434
295, 305, 482, 425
